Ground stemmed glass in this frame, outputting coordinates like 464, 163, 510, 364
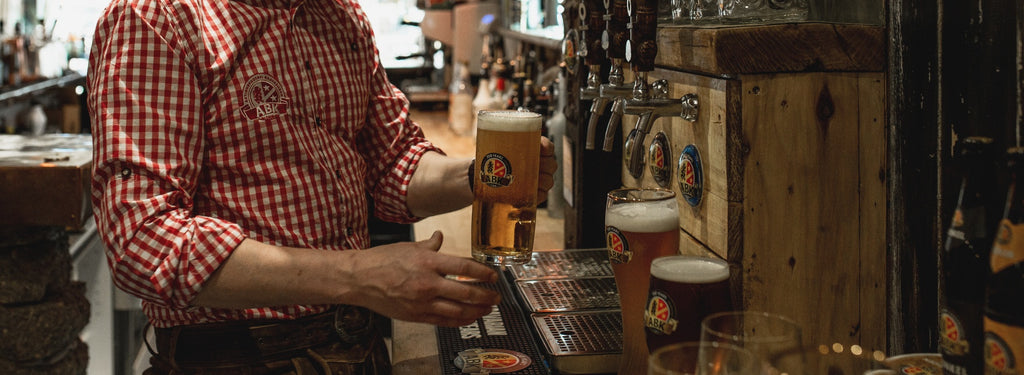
700, 311, 806, 375
649, 341, 761, 375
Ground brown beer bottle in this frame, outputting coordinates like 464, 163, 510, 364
940, 137, 1003, 375
983, 147, 1024, 375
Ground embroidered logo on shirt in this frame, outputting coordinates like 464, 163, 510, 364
240, 74, 290, 120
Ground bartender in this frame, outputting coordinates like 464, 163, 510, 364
86, 0, 557, 373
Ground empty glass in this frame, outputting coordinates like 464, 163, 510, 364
649, 341, 761, 375
701, 311, 807, 375
723, 0, 807, 23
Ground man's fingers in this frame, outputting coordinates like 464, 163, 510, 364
418, 230, 444, 252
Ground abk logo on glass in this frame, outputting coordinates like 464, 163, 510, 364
480, 153, 516, 188
644, 291, 679, 335
606, 226, 633, 263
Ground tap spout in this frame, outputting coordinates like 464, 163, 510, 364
627, 112, 655, 178
584, 97, 612, 149
602, 97, 627, 152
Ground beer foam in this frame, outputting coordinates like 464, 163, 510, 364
650, 256, 729, 283
604, 200, 679, 233
477, 110, 543, 132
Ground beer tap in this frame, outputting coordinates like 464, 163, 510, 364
612, 0, 700, 178
582, 0, 633, 150
578, 0, 605, 103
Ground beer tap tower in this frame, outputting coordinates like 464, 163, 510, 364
582, 0, 635, 151
613, 0, 699, 178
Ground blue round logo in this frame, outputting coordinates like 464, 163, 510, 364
678, 145, 703, 207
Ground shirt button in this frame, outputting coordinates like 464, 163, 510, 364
315, 117, 322, 127
305, 60, 312, 70
120, 168, 132, 178
335, 170, 343, 179
350, 42, 358, 51
346, 227, 354, 236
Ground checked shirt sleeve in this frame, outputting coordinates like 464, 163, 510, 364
87, 0, 245, 310
355, 17, 443, 224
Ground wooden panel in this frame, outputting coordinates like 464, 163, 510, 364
655, 23, 886, 75
620, 69, 741, 259
857, 74, 888, 357
738, 72, 886, 371
0, 135, 93, 230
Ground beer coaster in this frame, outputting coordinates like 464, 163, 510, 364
453, 348, 532, 373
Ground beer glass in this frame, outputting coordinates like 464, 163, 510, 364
605, 188, 680, 374
649, 342, 760, 375
471, 110, 543, 266
701, 311, 806, 375
645, 255, 733, 354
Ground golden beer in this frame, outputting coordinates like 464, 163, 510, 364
644, 255, 732, 354
604, 188, 679, 375
472, 110, 542, 266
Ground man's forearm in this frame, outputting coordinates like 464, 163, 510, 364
406, 151, 474, 217
192, 239, 353, 309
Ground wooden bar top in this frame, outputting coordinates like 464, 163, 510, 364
0, 134, 92, 230
655, 22, 886, 74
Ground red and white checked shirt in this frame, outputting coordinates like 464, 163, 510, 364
87, 0, 440, 327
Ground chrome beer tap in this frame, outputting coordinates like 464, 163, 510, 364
613, 0, 700, 178
582, 0, 634, 150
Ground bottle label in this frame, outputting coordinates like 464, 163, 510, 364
940, 310, 971, 356
985, 317, 1024, 375
991, 220, 1024, 273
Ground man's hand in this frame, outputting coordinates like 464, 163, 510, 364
537, 136, 557, 204
341, 231, 501, 327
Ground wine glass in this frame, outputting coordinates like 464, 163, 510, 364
700, 311, 806, 375
649, 341, 761, 375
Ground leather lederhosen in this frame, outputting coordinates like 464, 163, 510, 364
144, 306, 392, 375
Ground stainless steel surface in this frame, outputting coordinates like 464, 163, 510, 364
516, 277, 619, 312
531, 311, 622, 374
509, 248, 613, 280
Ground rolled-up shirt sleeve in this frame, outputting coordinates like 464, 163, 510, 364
87, 0, 245, 309
357, 33, 443, 224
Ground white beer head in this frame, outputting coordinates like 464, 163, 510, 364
477, 110, 543, 132
650, 255, 730, 284
605, 196, 679, 233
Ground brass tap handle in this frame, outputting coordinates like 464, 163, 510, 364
604, 0, 630, 60
630, 0, 658, 72
582, 0, 606, 66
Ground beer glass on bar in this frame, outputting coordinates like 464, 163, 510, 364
471, 110, 543, 266
605, 188, 680, 374
645, 255, 733, 354
701, 311, 806, 375
648, 342, 760, 375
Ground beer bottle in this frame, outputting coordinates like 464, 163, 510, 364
940, 137, 1003, 375
984, 147, 1024, 375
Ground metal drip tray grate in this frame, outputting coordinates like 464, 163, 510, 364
510, 248, 613, 280
516, 277, 619, 312
531, 311, 622, 374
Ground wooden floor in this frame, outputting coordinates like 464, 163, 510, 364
407, 107, 566, 255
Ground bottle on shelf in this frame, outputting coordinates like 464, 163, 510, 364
448, 60, 475, 136
544, 69, 567, 219
938, 136, 1002, 375
983, 147, 1024, 375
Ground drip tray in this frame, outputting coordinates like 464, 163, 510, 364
510, 249, 613, 280
532, 311, 622, 374
516, 277, 619, 312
